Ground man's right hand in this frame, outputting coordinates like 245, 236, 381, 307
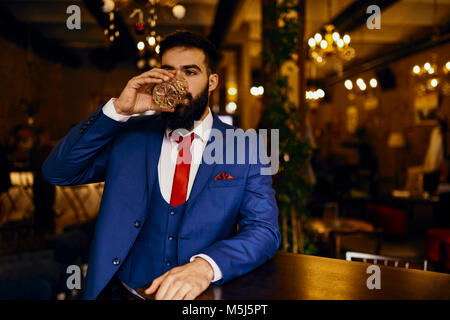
114, 68, 176, 115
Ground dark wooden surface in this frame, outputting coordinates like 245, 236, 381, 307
138, 252, 450, 300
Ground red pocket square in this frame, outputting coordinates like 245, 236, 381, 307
214, 173, 234, 180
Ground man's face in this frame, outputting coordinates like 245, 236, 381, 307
159, 47, 218, 131
161, 47, 212, 99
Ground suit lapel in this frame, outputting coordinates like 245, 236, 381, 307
146, 116, 164, 195
187, 112, 227, 209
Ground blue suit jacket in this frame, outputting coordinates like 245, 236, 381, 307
42, 104, 281, 300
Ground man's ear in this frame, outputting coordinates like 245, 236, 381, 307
208, 73, 219, 92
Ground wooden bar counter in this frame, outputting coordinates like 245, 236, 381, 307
194, 252, 450, 300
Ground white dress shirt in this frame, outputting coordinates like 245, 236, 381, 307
102, 98, 223, 283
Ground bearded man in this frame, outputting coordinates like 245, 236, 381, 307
43, 31, 280, 300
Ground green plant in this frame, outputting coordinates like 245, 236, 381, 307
262, 0, 315, 254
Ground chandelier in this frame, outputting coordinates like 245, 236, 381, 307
410, 1, 450, 96
411, 59, 450, 94
101, 0, 186, 69
344, 77, 378, 92
306, 88, 325, 101
307, 0, 355, 65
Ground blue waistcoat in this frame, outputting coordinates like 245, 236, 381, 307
115, 177, 187, 290
43, 107, 281, 300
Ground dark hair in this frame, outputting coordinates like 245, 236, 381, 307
159, 30, 219, 74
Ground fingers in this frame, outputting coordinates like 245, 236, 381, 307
139, 83, 153, 93
128, 68, 175, 89
172, 285, 192, 300
137, 68, 176, 82
170, 284, 201, 300
145, 273, 166, 295
127, 69, 175, 93
154, 275, 173, 300
144, 262, 210, 300
184, 291, 198, 300
127, 76, 162, 90
155, 278, 196, 300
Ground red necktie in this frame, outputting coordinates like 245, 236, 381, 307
170, 133, 195, 206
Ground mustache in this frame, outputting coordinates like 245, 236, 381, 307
173, 92, 194, 111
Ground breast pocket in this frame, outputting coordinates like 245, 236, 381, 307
208, 178, 245, 188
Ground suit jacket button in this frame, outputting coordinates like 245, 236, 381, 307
166, 262, 171, 267
170, 211, 175, 216
134, 220, 141, 228
112, 258, 120, 266
168, 236, 174, 241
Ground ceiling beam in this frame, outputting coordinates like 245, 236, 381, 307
4, 1, 98, 24
0, 3, 82, 68
330, 0, 400, 33
208, 0, 241, 50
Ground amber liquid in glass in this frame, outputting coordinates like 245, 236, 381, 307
151, 77, 188, 110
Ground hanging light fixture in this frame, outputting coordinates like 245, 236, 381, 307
344, 80, 353, 90
411, 59, 449, 93
344, 77, 379, 92
306, 88, 325, 101
410, 1, 449, 95
103, 11, 119, 42
102, 1, 187, 68
101, 0, 132, 42
307, 0, 355, 65
172, 4, 186, 19
101, 0, 115, 13
130, 8, 145, 34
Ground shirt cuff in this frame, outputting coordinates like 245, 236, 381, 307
102, 98, 156, 122
190, 254, 223, 283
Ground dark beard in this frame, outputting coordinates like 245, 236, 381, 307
160, 82, 209, 131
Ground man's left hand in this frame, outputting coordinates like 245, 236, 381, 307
144, 257, 214, 300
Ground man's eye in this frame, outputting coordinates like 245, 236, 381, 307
185, 70, 196, 76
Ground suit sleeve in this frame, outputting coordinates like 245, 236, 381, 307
200, 140, 281, 284
42, 104, 128, 186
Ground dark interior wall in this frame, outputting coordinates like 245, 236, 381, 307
61, 62, 136, 134
310, 42, 450, 193
0, 37, 138, 143
0, 37, 63, 140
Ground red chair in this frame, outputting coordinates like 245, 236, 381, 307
445, 237, 450, 271
367, 204, 408, 236
425, 228, 450, 271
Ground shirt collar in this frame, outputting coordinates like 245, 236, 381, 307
166, 107, 213, 143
